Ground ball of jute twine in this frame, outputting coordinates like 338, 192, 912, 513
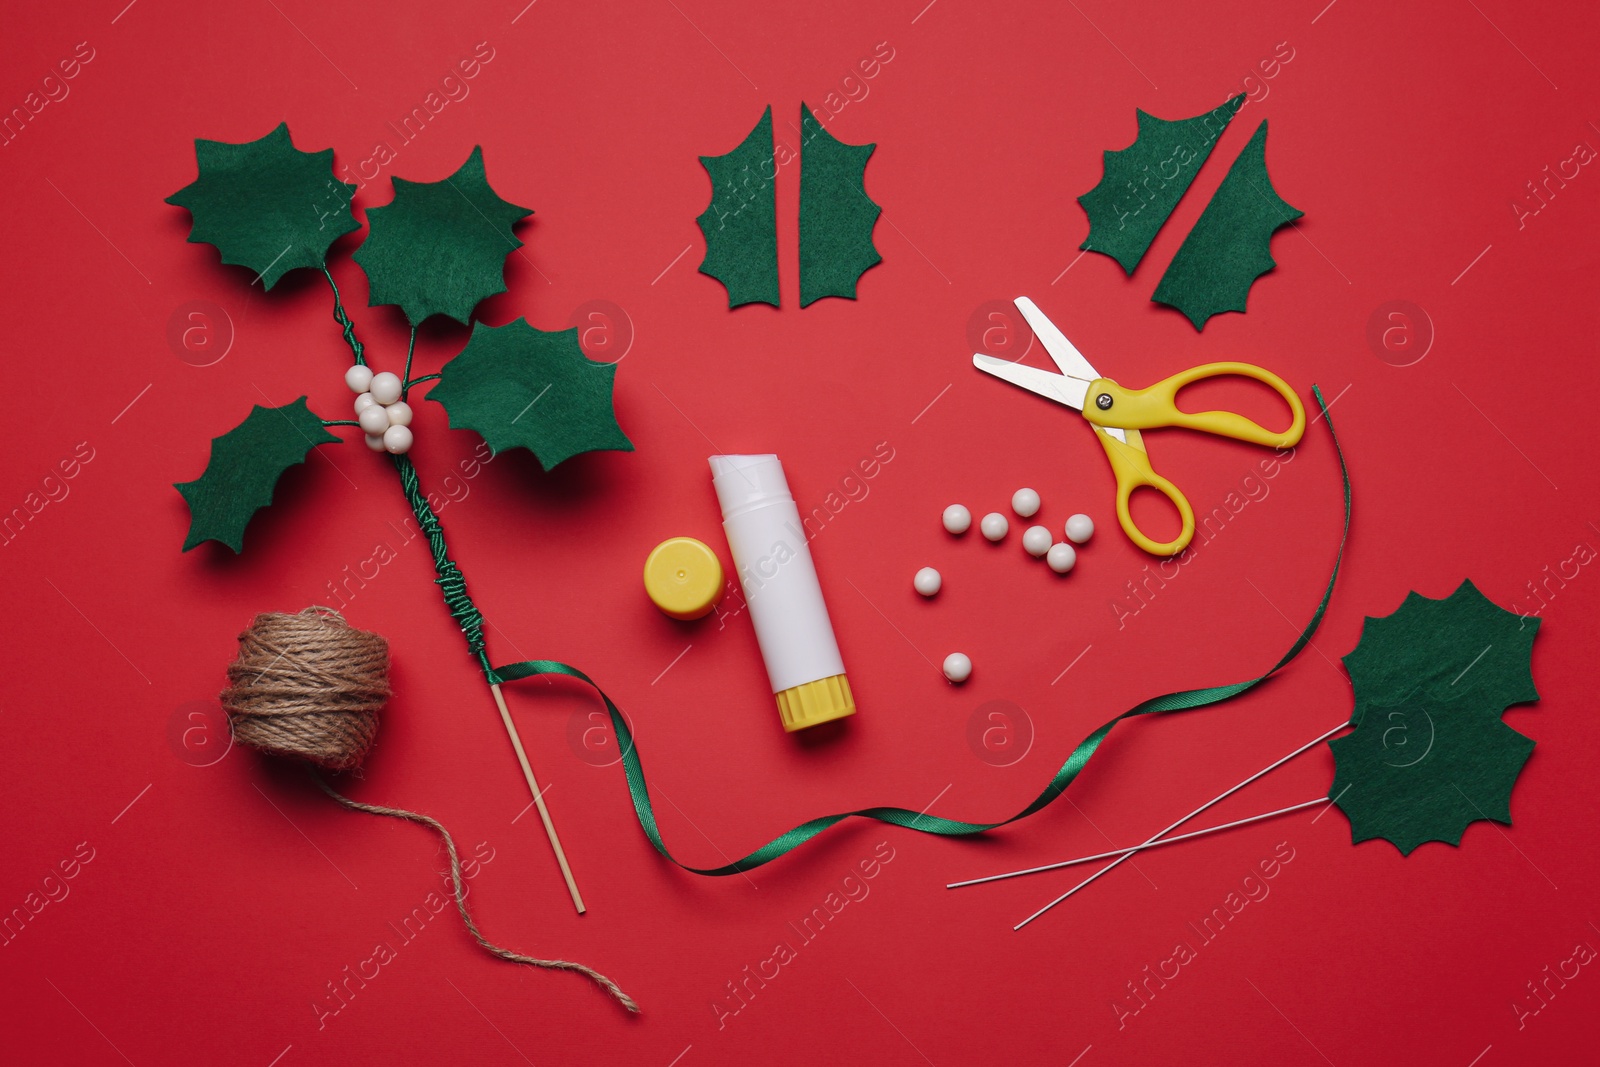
222, 607, 388, 769
220, 607, 638, 1014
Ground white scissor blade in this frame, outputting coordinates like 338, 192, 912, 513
1014, 296, 1102, 384
973, 354, 1090, 411
972, 354, 1126, 444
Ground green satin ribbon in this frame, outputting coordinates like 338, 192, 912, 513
485, 385, 1349, 876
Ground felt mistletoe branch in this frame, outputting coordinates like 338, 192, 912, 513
168, 122, 633, 913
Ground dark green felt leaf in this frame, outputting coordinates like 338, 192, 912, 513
798, 104, 882, 307
1329, 690, 1535, 855
696, 106, 779, 308
1344, 579, 1540, 727
166, 123, 358, 290
429, 318, 632, 471
1077, 96, 1243, 276
175, 398, 339, 553
353, 146, 533, 326
1151, 120, 1302, 330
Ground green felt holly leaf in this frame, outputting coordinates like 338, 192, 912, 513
175, 398, 339, 553
798, 104, 882, 307
166, 123, 358, 290
1328, 690, 1535, 855
1077, 96, 1243, 276
429, 318, 632, 470
696, 106, 779, 308
1151, 120, 1302, 330
1343, 579, 1540, 727
353, 146, 533, 326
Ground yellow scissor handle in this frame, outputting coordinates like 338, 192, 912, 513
1082, 362, 1306, 449
1094, 427, 1197, 557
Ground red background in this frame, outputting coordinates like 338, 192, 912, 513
3, 1, 1598, 1063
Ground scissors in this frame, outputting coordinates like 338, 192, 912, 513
973, 297, 1306, 557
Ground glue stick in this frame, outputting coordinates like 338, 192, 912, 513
710, 454, 856, 732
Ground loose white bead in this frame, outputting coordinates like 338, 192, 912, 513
369, 371, 403, 405
1012, 488, 1041, 518
1047, 542, 1077, 573
385, 401, 413, 427
942, 504, 972, 535
914, 567, 942, 597
358, 405, 391, 435
980, 512, 1009, 541
345, 364, 374, 394
382, 424, 414, 454
353, 392, 378, 414
364, 433, 387, 452
942, 652, 972, 684
1022, 525, 1052, 557
1065, 513, 1095, 544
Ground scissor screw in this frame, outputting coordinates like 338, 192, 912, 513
1095, 393, 1113, 410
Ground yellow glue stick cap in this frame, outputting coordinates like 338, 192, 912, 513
644, 537, 723, 620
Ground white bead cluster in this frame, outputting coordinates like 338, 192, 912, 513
345, 365, 414, 455
921, 488, 1098, 684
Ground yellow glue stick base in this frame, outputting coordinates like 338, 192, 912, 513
775, 674, 856, 732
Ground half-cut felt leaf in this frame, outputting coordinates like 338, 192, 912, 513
1151, 120, 1302, 330
1077, 96, 1244, 275
353, 146, 533, 325
696, 106, 779, 308
166, 123, 358, 290
175, 398, 340, 552
1343, 579, 1540, 727
429, 318, 632, 471
798, 104, 882, 307
1328, 689, 1535, 855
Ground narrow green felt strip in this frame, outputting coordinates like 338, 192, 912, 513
1151, 120, 1303, 330
696, 106, 779, 308
798, 104, 882, 306
484, 388, 1348, 876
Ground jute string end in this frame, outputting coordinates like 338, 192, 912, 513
220, 607, 637, 1013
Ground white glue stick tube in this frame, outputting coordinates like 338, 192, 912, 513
710, 454, 857, 732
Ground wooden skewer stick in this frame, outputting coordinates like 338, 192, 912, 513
489, 682, 586, 914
